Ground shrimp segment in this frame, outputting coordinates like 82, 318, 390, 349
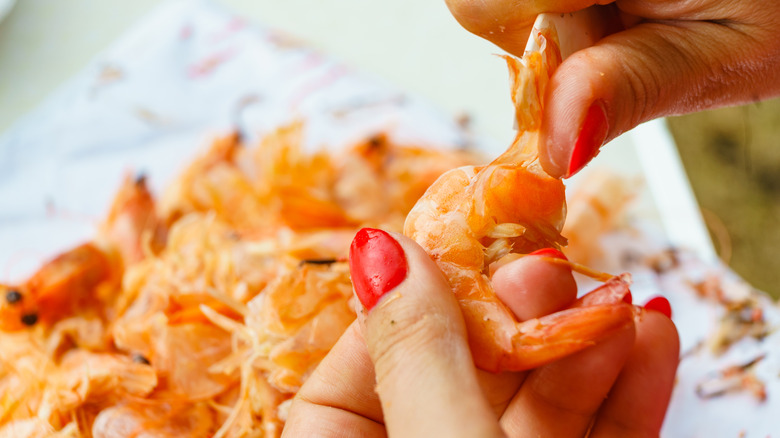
404, 20, 634, 372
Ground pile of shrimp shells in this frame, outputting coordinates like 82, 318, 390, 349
0, 123, 480, 438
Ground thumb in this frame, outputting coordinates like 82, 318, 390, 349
348, 228, 502, 438
540, 19, 780, 178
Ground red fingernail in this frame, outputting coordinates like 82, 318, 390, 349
566, 101, 608, 178
349, 228, 408, 311
644, 296, 672, 318
529, 248, 568, 261
623, 290, 633, 305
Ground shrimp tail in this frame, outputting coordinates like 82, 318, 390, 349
468, 276, 636, 372
504, 303, 634, 371
572, 273, 633, 307
460, 274, 639, 372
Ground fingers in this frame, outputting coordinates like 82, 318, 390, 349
500, 322, 636, 437
539, 14, 780, 177
494, 254, 636, 436
350, 228, 503, 438
589, 309, 680, 437
492, 250, 577, 321
447, 0, 780, 178
445, 0, 610, 55
283, 322, 385, 437
283, 405, 383, 438
476, 251, 578, 415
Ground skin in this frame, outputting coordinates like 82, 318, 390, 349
444, 0, 780, 177
284, 234, 679, 437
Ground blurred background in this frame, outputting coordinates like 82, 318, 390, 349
668, 102, 780, 298
1, 0, 778, 297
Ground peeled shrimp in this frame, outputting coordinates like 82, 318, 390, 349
404, 20, 635, 372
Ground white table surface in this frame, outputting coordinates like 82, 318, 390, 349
1, 0, 512, 141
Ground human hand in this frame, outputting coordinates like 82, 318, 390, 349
445, 0, 780, 178
283, 229, 679, 437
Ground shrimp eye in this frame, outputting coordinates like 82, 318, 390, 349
5, 290, 22, 304
367, 136, 386, 151
20, 313, 38, 326
132, 353, 151, 365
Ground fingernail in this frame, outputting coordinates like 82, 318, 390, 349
643, 296, 672, 318
566, 101, 608, 178
623, 290, 633, 305
529, 248, 568, 261
349, 228, 408, 311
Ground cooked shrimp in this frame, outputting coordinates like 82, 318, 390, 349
100, 173, 165, 265
0, 244, 115, 331
0, 176, 158, 331
404, 21, 635, 372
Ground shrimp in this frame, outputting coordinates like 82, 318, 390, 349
403, 19, 635, 372
0, 244, 115, 331
100, 173, 165, 265
0, 175, 158, 331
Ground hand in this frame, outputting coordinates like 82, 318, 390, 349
444, 0, 780, 178
283, 230, 679, 437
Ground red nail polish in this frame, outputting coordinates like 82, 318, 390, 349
566, 101, 608, 178
623, 290, 633, 305
349, 228, 408, 311
644, 296, 672, 318
529, 248, 568, 261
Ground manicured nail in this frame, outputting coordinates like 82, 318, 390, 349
529, 248, 568, 261
643, 296, 672, 318
566, 101, 608, 178
623, 290, 633, 305
349, 228, 408, 311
